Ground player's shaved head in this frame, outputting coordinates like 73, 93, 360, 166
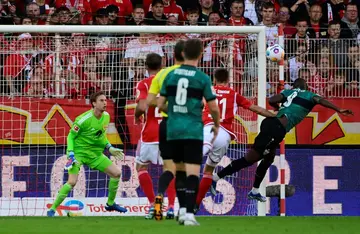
145, 53, 162, 71
214, 68, 229, 84
183, 39, 203, 60
174, 40, 185, 62
293, 78, 308, 90
90, 91, 106, 108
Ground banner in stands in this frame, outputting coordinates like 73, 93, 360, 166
1, 148, 360, 216
0, 98, 359, 145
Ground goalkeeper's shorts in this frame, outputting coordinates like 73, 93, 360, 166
68, 153, 112, 175
159, 117, 172, 160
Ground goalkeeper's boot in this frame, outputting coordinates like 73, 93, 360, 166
145, 206, 155, 220
154, 195, 163, 221
105, 203, 128, 213
47, 209, 55, 217
210, 180, 218, 196
166, 207, 175, 219
247, 191, 266, 202
184, 213, 200, 226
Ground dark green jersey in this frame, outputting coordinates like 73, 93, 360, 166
276, 88, 319, 132
160, 64, 216, 141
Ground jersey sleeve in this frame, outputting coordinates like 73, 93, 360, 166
100, 113, 111, 148
280, 89, 292, 98
203, 75, 216, 102
67, 116, 87, 152
159, 75, 168, 97
236, 93, 252, 109
136, 80, 148, 103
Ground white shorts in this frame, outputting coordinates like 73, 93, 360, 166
203, 125, 231, 167
135, 142, 163, 165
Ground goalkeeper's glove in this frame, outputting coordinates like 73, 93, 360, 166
106, 144, 124, 160
65, 151, 78, 170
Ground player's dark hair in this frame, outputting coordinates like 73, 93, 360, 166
90, 91, 106, 107
174, 40, 185, 62
145, 53, 162, 71
293, 78, 307, 90
183, 39, 203, 60
214, 68, 229, 83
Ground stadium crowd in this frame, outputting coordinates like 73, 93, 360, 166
0, 0, 359, 99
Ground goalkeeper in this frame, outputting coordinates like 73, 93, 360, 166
47, 91, 127, 217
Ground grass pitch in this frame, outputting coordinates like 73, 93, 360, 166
0, 216, 358, 234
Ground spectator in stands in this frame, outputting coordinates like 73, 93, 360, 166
0, 0, 16, 24
53, 0, 92, 24
308, 4, 328, 39
208, 11, 222, 26
278, 6, 297, 38
340, 3, 360, 39
145, 0, 167, 25
255, 0, 280, 24
55, 6, 71, 25
327, 21, 348, 68
22, 17, 32, 25
198, 0, 215, 25
217, 18, 228, 26
161, 0, 185, 24
186, 7, 200, 26
91, 0, 133, 25
126, 4, 145, 25
309, 56, 333, 95
107, 5, 119, 25
286, 18, 311, 58
288, 43, 316, 82
289, 0, 310, 24
320, 0, 345, 25
94, 8, 109, 25
83, 55, 101, 97
258, 2, 278, 46
228, 0, 254, 26
167, 15, 178, 25
101, 73, 113, 98
25, 66, 47, 97
244, 0, 258, 25
26, 2, 43, 25
298, 67, 312, 82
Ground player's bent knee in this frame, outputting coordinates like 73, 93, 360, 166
203, 164, 215, 174
186, 163, 201, 176
163, 159, 175, 174
136, 163, 148, 172
175, 162, 185, 172
67, 174, 78, 187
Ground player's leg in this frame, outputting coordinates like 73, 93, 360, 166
248, 148, 276, 202
183, 140, 203, 226
212, 118, 275, 182
47, 161, 81, 217
93, 155, 127, 213
135, 143, 157, 219
197, 126, 231, 208
165, 177, 176, 219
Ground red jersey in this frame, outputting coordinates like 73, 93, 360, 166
136, 75, 162, 143
202, 85, 252, 139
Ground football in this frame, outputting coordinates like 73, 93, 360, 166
266, 44, 285, 62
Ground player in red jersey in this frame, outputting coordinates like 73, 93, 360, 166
134, 53, 176, 219
195, 68, 276, 211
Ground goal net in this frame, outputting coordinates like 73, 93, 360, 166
0, 25, 266, 217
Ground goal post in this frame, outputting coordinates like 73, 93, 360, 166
0, 25, 267, 217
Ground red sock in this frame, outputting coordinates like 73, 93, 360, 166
166, 178, 176, 209
138, 170, 155, 204
196, 173, 213, 206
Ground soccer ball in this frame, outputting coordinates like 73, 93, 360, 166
266, 44, 285, 62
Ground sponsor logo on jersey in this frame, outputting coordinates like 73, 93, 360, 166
73, 125, 79, 132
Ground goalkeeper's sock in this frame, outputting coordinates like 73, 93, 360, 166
50, 183, 72, 210
196, 173, 212, 205
138, 170, 155, 204
186, 175, 199, 214
217, 157, 253, 179
166, 178, 176, 208
157, 170, 174, 195
107, 177, 120, 206
253, 159, 273, 188
175, 171, 187, 208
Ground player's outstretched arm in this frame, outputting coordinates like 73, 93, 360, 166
268, 94, 285, 111
157, 96, 168, 113
249, 105, 276, 118
313, 96, 354, 116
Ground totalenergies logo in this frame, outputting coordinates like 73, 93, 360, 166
46, 200, 84, 217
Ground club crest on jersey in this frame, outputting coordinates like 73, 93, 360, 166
73, 125, 79, 132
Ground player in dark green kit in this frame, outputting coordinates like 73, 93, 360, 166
158, 39, 220, 226
211, 78, 353, 201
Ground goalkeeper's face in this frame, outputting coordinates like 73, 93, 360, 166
94, 94, 107, 112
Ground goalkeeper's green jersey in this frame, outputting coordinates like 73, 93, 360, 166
67, 109, 110, 158
276, 88, 319, 132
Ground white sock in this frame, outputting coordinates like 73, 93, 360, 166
212, 173, 220, 182
179, 207, 186, 216
186, 212, 195, 220
251, 187, 259, 194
